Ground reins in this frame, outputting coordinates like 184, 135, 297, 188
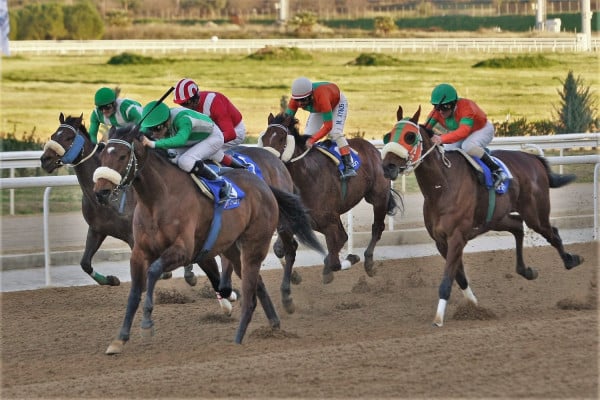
264, 123, 310, 163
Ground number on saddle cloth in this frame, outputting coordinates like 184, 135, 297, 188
314, 142, 362, 173
472, 155, 512, 194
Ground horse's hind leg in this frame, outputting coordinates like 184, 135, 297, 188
521, 208, 583, 270
82, 229, 120, 286
183, 264, 197, 286
198, 257, 235, 315
277, 229, 299, 314
501, 214, 539, 280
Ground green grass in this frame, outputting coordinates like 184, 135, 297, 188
1, 50, 598, 142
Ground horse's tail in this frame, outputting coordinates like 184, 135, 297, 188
537, 156, 577, 188
269, 186, 325, 256
386, 187, 404, 216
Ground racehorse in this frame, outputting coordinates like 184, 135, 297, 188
93, 124, 323, 352
227, 146, 311, 314
40, 114, 235, 312
381, 106, 584, 327
260, 112, 401, 284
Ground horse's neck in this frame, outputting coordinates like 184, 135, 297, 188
73, 146, 101, 202
413, 145, 449, 198
132, 152, 185, 209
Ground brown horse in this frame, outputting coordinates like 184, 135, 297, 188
381, 106, 584, 327
39, 114, 235, 312
260, 112, 401, 284
226, 146, 316, 314
93, 124, 323, 352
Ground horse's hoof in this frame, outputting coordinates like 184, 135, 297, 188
432, 321, 443, 328
106, 275, 121, 286
184, 272, 197, 287
140, 326, 154, 338
347, 254, 361, 265
523, 267, 538, 280
219, 298, 233, 316
160, 272, 172, 280
363, 259, 376, 277
322, 271, 334, 285
106, 340, 125, 355
282, 298, 296, 314
291, 270, 302, 285
564, 254, 584, 270
228, 290, 238, 302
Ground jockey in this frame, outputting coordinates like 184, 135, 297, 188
139, 100, 233, 204
89, 87, 142, 144
285, 77, 357, 179
173, 78, 247, 169
425, 83, 508, 189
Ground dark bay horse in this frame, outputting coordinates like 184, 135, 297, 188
93, 125, 323, 352
40, 114, 235, 312
227, 145, 314, 314
260, 112, 400, 284
381, 106, 584, 327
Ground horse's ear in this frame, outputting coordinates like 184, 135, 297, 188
268, 113, 275, 124
59, 113, 65, 124
411, 106, 421, 124
396, 106, 403, 121
383, 132, 391, 144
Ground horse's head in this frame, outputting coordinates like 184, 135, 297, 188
258, 112, 306, 162
93, 124, 144, 205
381, 106, 426, 180
40, 113, 93, 172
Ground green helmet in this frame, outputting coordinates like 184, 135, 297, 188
94, 87, 116, 106
141, 101, 170, 129
430, 83, 458, 105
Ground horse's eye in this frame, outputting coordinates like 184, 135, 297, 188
405, 132, 417, 145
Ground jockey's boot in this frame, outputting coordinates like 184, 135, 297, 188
190, 160, 232, 204
480, 152, 508, 189
340, 153, 357, 179
221, 153, 248, 169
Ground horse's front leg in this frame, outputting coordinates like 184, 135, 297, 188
433, 235, 466, 327
363, 220, 385, 277
321, 220, 348, 284
106, 253, 147, 355
215, 256, 236, 316
141, 246, 188, 336
82, 229, 120, 286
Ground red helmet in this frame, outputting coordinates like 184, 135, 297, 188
174, 78, 199, 104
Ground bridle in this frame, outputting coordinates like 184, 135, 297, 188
259, 123, 310, 163
92, 138, 139, 199
43, 123, 98, 166
382, 120, 449, 174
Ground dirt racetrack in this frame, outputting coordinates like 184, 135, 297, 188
1, 242, 598, 399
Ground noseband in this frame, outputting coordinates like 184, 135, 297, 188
92, 138, 138, 198
43, 124, 98, 166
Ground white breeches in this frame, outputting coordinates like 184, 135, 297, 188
222, 121, 247, 149
443, 121, 495, 158
304, 92, 350, 149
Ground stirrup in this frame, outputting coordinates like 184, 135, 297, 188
341, 168, 357, 179
493, 171, 508, 188
217, 181, 233, 204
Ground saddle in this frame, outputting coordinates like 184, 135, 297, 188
451, 149, 512, 194
314, 140, 362, 173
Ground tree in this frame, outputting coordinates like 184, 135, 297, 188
64, 0, 104, 40
289, 11, 317, 35
374, 16, 396, 36
16, 3, 67, 40
554, 70, 598, 133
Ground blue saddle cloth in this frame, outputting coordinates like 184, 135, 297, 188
473, 155, 512, 194
228, 152, 264, 179
195, 164, 245, 209
314, 142, 362, 173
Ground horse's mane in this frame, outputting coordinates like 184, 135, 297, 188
272, 112, 310, 148
63, 114, 92, 141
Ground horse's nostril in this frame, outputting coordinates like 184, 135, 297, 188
95, 190, 110, 204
